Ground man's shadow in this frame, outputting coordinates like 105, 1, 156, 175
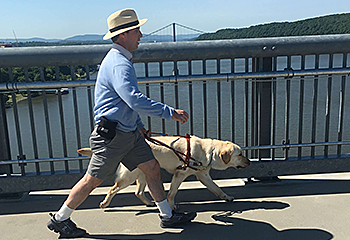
85, 216, 332, 240
87, 200, 333, 240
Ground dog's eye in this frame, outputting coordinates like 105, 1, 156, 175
238, 153, 242, 156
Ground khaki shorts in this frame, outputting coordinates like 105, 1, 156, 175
87, 126, 154, 180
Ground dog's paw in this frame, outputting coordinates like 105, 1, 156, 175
224, 195, 234, 202
168, 202, 177, 210
100, 201, 109, 209
174, 204, 181, 211
168, 198, 176, 210
146, 202, 156, 207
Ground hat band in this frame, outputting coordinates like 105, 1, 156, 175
109, 20, 139, 33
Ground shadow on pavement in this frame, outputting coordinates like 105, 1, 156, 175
85, 216, 333, 240
104, 199, 290, 216
1, 178, 350, 216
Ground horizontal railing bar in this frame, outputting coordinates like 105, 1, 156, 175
134, 35, 350, 61
1, 68, 349, 91
242, 141, 350, 151
0, 45, 110, 68
0, 80, 96, 91
138, 68, 350, 84
1, 141, 349, 166
1, 34, 350, 67
0, 156, 89, 165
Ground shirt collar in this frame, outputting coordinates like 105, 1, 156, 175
112, 43, 132, 61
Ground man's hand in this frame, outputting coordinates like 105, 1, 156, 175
171, 109, 189, 124
139, 127, 149, 139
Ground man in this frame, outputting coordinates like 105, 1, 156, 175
47, 9, 196, 238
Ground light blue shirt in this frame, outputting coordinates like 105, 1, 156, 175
94, 43, 174, 132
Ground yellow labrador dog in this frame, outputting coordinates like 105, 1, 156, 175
78, 135, 250, 209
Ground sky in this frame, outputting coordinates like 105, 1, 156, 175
1, 0, 350, 39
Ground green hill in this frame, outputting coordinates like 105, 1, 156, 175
196, 13, 350, 40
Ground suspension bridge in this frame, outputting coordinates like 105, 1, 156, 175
141, 23, 206, 43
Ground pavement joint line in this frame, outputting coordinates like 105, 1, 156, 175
29, 178, 247, 195
28, 172, 350, 196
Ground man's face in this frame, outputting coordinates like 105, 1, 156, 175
123, 27, 143, 52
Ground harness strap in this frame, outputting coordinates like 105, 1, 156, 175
146, 132, 203, 171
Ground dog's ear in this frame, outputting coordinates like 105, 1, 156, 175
220, 148, 233, 164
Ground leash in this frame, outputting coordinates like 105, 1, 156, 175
145, 132, 205, 171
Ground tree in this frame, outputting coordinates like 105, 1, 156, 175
196, 13, 350, 40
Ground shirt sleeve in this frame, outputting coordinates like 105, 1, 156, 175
111, 63, 174, 119
136, 114, 144, 130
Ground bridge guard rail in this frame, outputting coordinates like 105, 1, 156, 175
1, 34, 350, 195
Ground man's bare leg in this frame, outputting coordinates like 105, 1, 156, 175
47, 173, 103, 237
65, 173, 104, 209
138, 158, 197, 227
138, 159, 172, 216
137, 159, 166, 201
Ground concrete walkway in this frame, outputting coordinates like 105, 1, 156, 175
1, 173, 350, 240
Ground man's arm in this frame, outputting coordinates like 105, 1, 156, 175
112, 63, 174, 120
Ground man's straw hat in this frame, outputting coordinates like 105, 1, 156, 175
103, 9, 147, 40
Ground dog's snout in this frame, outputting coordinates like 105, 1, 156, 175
236, 155, 251, 169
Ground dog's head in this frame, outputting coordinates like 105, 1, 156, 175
219, 142, 250, 170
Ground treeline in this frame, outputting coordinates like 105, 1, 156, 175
0, 66, 96, 82
12, 40, 108, 47
0, 65, 97, 107
196, 13, 350, 40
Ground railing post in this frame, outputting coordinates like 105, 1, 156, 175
0, 93, 12, 175
252, 57, 272, 159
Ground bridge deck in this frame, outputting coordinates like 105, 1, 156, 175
1, 173, 349, 240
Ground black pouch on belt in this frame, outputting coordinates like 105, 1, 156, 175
96, 116, 117, 140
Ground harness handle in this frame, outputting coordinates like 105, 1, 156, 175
147, 131, 168, 136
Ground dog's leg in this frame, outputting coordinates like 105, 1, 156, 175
167, 170, 191, 210
100, 168, 141, 209
195, 171, 234, 202
135, 173, 155, 207
100, 182, 124, 209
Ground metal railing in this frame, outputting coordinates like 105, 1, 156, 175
1, 34, 350, 194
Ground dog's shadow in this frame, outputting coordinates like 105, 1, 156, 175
180, 199, 290, 214
104, 199, 290, 216
87, 201, 332, 240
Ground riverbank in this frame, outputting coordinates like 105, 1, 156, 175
5, 93, 26, 108
5, 88, 69, 108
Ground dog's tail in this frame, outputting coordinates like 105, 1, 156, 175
77, 148, 93, 157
